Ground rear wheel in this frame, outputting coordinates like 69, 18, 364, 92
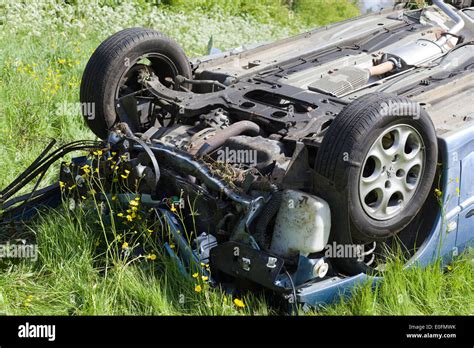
80, 27, 193, 139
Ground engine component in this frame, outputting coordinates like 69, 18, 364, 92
194, 232, 218, 263
313, 258, 329, 278
254, 189, 283, 249
270, 190, 331, 258
308, 67, 370, 97
156, 124, 195, 150
199, 108, 230, 129
220, 135, 286, 170
189, 120, 260, 158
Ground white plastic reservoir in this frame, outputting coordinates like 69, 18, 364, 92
270, 190, 331, 258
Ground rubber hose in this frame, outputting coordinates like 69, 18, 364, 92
254, 190, 283, 249
193, 120, 260, 158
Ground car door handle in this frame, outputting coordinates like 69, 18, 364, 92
466, 209, 474, 218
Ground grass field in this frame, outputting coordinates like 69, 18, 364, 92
0, 0, 472, 315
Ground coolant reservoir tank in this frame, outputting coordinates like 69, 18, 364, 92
270, 190, 331, 258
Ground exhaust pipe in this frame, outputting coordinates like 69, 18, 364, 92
433, 0, 465, 47
369, 0, 465, 76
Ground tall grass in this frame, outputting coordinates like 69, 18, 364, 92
0, 199, 272, 315
1, 200, 472, 315
160, 0, 360, 27
317, 252, 474, 315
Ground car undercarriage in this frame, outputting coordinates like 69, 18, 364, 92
1, 0, 473, 310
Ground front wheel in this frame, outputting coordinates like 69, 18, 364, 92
315, 93, 438, 242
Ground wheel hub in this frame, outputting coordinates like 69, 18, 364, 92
359, 124, 425, 221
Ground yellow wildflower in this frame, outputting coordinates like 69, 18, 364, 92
233, 298, 245, 308
147, 229, 154, 234
122, 242, 129, 249
117, 213, 124, 217
59, 181, 65, 189
130, 200, 139, 207
81, 164, 91, 175
147, 254, 157, 261
194, 285, 202, 293
447, 265, 453, 271
170, 205, 177, 212
58, 58, 66, 65
126, 215, 133, 222
434, 188, 442, 197
192, 273, 199, 278
201, 276, 209, 281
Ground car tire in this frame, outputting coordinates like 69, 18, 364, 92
315, 93, 438, 242
80, 27, 193, 139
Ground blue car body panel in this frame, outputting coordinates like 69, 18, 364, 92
295, 124, 474, 307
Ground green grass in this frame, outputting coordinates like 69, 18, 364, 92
0, 0, 473, 316
0, 205, 274, 315
1, 203, 472, 315
318, 253, 474, 315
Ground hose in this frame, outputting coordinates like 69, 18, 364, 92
133, 142, 255, 208
191, 120, 260, 158
253, 189, 283, 249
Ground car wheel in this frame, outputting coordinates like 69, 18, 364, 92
80, 27, 193, 139
315, 93, 438, 242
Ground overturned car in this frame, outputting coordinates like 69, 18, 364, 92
2, 0, 474, 309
